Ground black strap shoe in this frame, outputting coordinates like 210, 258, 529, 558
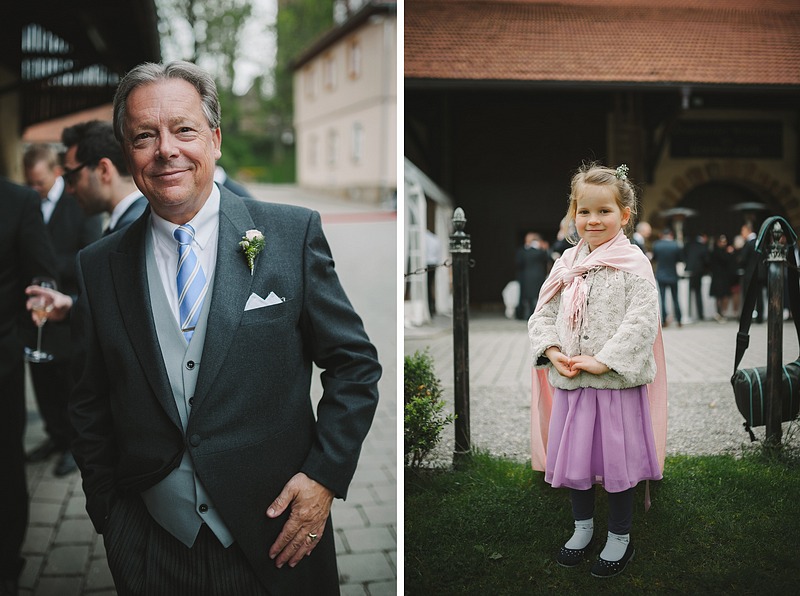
590, 542, 635, 578
556, 537, 594, 567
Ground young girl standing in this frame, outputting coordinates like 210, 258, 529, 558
528, 163, 667, 578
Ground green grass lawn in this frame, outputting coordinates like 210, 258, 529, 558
405, 451, 800, 595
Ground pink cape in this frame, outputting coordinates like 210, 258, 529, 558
530, 231, 668, 479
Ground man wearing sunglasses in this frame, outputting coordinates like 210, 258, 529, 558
61, 120, 148, 236
21, 144, 102, 477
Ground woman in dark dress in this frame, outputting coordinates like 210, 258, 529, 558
709, 234, 735, 321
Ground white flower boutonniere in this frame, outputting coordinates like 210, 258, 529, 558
239, 229, 265, 275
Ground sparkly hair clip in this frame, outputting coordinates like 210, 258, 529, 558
615, 164, 629, 180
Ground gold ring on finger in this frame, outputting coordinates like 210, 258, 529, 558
307, 532, 318, 542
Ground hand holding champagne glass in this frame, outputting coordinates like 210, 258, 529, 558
25, 276, 57, 363
26, 284, 72, 324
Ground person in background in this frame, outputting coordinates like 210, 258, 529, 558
632, 221, 652, 259
651, 228, 683, 327
0, 176, 58, 596
62, 120, 148, 235
516, 232, 551, 320
425, 229, 443, 316
683, 233, 710, 322
68, 60, 380, 594
709, 234, 736, 322
550, 217, 572, 260
528, 162, 666, 578
24, 121, 150, 323
730, 232, 747, 317
214, 165, 254, 198
22, 143, 103, 477
737, 221, 766, 323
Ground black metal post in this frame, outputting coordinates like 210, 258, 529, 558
450, 208, 471, 463
765, 222, 787, 447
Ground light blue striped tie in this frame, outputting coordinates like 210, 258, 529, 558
174, 224, 207, 342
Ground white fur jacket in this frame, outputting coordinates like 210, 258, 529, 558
527, 244, 660, 390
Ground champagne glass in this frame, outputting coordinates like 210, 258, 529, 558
24, 276, 57, 363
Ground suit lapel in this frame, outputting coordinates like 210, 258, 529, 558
193, 189, 257, 406
109, 214, 182, 428
46, 189, 67, 234
117, 195, 147, 231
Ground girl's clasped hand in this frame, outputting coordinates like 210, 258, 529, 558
544, 346, 610, 377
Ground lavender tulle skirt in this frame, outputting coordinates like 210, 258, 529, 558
544, 385, 663, 493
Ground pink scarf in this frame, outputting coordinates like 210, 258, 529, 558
530, 231, 668, 484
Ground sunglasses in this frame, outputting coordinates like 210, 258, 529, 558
63, 162, 88, 184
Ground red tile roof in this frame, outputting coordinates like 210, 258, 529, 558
404, 0, 800, 86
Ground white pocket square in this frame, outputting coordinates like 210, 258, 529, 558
244, 291, 285, 311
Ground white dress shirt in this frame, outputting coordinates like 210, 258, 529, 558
40, 176, 65, 224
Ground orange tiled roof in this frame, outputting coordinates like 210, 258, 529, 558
404, 0, 800, 86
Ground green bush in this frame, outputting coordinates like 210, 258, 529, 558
404, 350, 455, 469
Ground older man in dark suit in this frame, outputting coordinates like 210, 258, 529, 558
22, 144, 103, 476
69, 61, 381, 595
0, 177, 58, 596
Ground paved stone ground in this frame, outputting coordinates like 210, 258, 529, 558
18, 184, 397, 596
21, 378, 398, 596
404, 312, 800, 466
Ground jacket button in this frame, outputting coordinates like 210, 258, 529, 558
190, 434, 200, 446
199, 504, 208, 513
186, 360, 195, 370
188, 397, 194, 406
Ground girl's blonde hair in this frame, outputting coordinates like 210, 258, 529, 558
565, 162, 638, 241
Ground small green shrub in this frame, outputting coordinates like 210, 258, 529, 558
404, 350, 455, 469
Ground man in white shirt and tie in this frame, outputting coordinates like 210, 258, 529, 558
67, 60, 380, 595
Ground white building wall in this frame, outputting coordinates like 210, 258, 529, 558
294, 13, 396, 203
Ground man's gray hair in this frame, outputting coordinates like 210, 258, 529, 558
112, 61, 221, 143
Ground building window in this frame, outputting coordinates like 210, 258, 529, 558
327, 130, 338, 166
304, 67, 316, 99
322, 53, 336, 91
352, 122, 364, 164
347, 39, 362, 79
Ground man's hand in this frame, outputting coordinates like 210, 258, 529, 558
26, 285, 72, 324
266, 472, 335, 569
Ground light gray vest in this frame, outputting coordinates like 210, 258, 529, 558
140, 229, 234, 548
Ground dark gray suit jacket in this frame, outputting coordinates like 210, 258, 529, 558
105, 195, 147, 235
651, 238, 684, 284
70, 188, 381, 592
0, 177, 58, 378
